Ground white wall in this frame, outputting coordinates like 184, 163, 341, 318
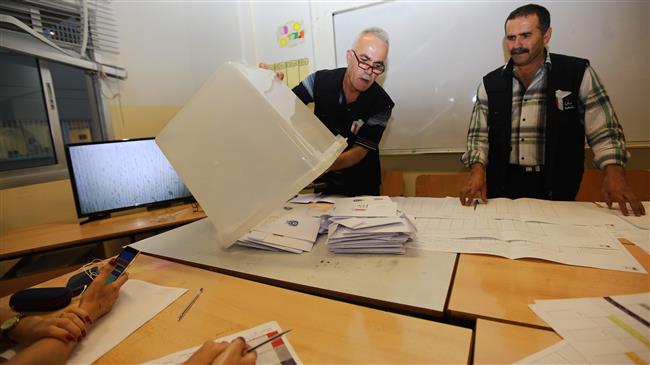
112, 1, 244, 106
111, 1, 324, 107
242, 2, 314, 69
309, 2, 377, 70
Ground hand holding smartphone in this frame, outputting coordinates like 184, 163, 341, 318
106, 246, 140, 283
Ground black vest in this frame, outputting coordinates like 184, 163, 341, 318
312, 68, 394, 196
483, 53, 588, 201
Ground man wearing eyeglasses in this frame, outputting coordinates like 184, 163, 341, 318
291, 27, 394, 196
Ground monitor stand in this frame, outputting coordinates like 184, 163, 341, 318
79, 213, 111, 225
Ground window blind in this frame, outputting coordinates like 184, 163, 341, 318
0, 0, 126, 79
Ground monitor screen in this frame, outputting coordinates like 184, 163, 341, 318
65, 138, 193, 218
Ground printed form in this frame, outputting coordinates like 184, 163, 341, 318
527, 293, 650, 365
411, 219, 646, 273
142, 321, 301, 365
435, 197, 624, 226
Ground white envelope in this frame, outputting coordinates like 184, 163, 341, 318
254, 215, 320, 242
332, 196, 398, 217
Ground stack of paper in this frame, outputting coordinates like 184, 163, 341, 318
237, 213, 320, 253
331, 196, 398, 218
326, 196, 417, 254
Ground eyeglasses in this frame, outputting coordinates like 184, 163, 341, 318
351, 50, 385, 75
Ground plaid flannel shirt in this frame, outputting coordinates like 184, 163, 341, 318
462, 51, 629, 169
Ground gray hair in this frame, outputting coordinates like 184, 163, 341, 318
354, 27, 390, 48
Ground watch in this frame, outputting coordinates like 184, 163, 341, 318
1, 313, 24, 343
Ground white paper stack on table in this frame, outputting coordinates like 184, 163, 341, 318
326, 196, 417, 254
236, 210, 321, 253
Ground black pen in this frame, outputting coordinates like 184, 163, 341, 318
245, 329, 292, 353
473, 199, 479, 210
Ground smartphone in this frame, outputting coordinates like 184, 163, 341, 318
106, 246, 140, 283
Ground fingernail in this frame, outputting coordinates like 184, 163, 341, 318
66, 335, 74, 342
85, 316, 92, 324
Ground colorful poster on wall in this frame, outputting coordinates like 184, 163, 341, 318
277, 20, 305, 48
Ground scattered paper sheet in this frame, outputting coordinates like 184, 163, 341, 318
69, 280, 187, 364
410, 219, 646, 273
595, 201, 649, 230
392, 197, 445, 218
415, 217, 625, 248
529, 293, 650, 365
617, 229, 650, 254
514, 340, 588, 364
142, 321, 301, 365
434, 197, 624, 226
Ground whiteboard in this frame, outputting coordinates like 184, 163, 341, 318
333, 1, 650, 154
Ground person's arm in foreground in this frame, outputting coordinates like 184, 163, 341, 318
6, 260, 128, 365
184, 337, 257, 365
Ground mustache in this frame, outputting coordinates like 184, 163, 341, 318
511, 47, 529, 55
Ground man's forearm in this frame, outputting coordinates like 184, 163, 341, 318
603, 163, 626, 180
470, 162, 485, 173
328, 146, 368, 172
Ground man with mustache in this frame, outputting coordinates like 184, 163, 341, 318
266, 27, 393, 196
459, 3, 644, 216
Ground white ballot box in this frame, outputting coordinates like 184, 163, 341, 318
156, 62, 346, 247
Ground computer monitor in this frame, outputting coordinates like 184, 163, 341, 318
65, 138, 193, 222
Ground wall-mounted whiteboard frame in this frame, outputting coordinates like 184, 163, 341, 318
311, 1, 649, 154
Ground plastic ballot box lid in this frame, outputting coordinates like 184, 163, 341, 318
156, 62, 347, 247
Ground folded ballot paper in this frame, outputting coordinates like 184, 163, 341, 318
326, 196, 417, 254
237, 212, 321, 253
288, 193, 337, 204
